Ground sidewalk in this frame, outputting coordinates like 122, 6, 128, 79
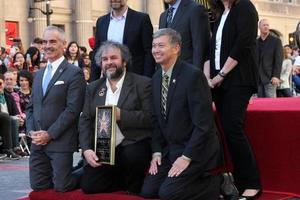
0, 152, 81, 200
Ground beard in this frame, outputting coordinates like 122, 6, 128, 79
103, 64, 124, 80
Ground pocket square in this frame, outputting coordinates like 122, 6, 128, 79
54, 81, 64, 85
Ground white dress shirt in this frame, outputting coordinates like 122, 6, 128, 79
43, 56, 65, 82
107, 9, 128, 44
105, 71, 126, 146
215, 10, 230, 70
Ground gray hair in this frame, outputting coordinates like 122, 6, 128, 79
43, 25, 66, 42
153, 28, 182, 47
95, 41, 132, 69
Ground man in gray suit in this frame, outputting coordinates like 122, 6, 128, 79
79, 41, 152, 194
159, 0, 210, 69
26, 26, 86, 192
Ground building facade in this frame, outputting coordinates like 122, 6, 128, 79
0, 0, 299, 51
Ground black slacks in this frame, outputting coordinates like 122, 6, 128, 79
81, 139, 151, 194
141, 157, 221, 200
213, 86, 261, 191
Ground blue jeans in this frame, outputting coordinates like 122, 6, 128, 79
292, 75, 300, 93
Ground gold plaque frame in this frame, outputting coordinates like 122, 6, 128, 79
94, 105, 116, 165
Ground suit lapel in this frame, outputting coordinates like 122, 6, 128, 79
160, 11, 167, 28
95, 79, 107, 107
38, 68, 46, 100
103, 14, 110, 40
153, 69, 163, 121
123, 8, 134, 44
170, 0, 187, 28
166, 60, 181, 118
43, 59, 68, 98
118, 73, 132, 107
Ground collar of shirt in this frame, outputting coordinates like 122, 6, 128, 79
168, 0, 182, 18
110, 8, 128, 21
162, 64, 174, 86
46, 56, 65, 77
105, 71, 126, 97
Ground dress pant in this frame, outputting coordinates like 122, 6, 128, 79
141, 156, 221, 200
213, 86, 261, 191
30, 150, 78, 192
81, 139, 151, 194
257, 83, 277, 97
0, 112, 13, 149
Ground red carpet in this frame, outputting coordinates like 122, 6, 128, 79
16, 189, 300, 200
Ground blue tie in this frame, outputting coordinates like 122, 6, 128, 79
43, 64, 52, 95
167, 7, 174, 27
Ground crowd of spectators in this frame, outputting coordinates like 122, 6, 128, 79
0, 36, 93, 160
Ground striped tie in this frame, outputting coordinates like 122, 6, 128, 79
161, 73, 169, 119
167, 7, 174, 27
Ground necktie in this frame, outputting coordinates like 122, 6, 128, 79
43, 64, 53, 95
161, 73, 169, 119
167, 7, 174, 28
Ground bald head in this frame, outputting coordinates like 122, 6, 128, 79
258, 19, 270, 37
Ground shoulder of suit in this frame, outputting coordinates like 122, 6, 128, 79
127, 72, 151, 83
128, 7, 149, 18
234, 0, 255, 8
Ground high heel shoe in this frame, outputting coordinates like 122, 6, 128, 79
240, 189, 262, 200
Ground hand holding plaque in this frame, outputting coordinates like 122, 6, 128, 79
94, 105, 116, 165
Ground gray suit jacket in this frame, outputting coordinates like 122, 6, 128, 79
26, 59, 86, 152
159, 0, 210, 69
79, 72, 153, 152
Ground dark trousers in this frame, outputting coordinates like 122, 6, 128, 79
0, 113, 13, 149
277, 88, 293, 97
141, 157, 221, 200
213, 86, 261, 191
81, 139, 151, 194
30, 150, 78, 192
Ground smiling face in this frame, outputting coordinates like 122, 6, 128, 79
19, 76, 30, 90
68, 43, 79, 55
101, 47, 125, 80
43, 29, 66, 63
152, 35, 180, 71
4, 72, 15, 92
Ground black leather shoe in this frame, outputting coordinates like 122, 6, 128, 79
220, 173, 240, 200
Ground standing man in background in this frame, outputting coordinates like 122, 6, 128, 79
257, 19, 283, 97
26, 26, 86, 192
159, 0, 210, 69
91, 0, 155, 81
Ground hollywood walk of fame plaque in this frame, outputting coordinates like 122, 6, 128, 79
94, 105, 116, 165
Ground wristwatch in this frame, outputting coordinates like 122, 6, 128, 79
218, 70, 227, 78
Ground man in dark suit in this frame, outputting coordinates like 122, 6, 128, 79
257, 19, 283, 97
159, 0, 210, 69
79, 41, 152, 194
140, 28, 222, 200
90, 0, 155, 81
26, 26, 86, 192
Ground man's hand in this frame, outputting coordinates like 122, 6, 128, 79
206, 78, 214, 88
149, 155, 161, 175
17, 115, 25, 127
84, 149, 101, 168
211, 74, 224, 87
271, 77, 281, 86
168, 156, 191, 177
31, 130, 51, 145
